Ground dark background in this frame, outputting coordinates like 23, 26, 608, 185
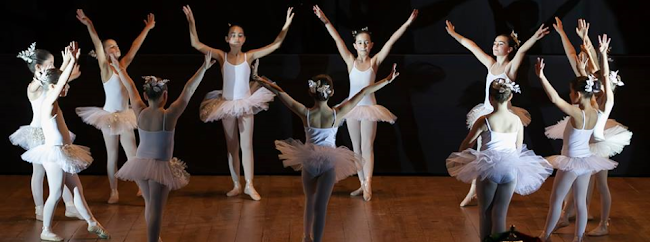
1, 0, 647, 176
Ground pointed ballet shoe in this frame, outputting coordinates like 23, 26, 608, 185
362, 180, 372, 201
65, 206, 84, 220
136, 189, 142, 197
40, 229, 63, 241
244, 180, 261, 201
459, 194, 477, 207
554, 216, 570, 231
538, 233, 552, 242
587, 219, 610, 236
350, 186, 364, 196
226, 182, 242, 197
35, 206, 43, 221
107, 189, 119, 204
88, 222, 110, 239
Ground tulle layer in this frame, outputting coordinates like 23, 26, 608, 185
446, 146, 553, 195
344, 105, 397, 123
545, 117, 632, 158
9, 126, 76, 150
200, 88, 274, 122
21, 144, 92, 174
75, 107, 137, 135
546, 155, 617, 175
466, 104, 531, 128
115, 157, 190, 190
275, 139, 363, 183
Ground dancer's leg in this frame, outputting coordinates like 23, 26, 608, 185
239, 115, 260, 200
31, 164, 45, 220
359, 120, 376, 201
145, 181, 170, 242
491, 181, 516, 235
347, 120, 364, 196
572, 173, 591, 242
102, 131, 120, 203
312, 169, 336, 242
222, 116, 242, 196
477, 178, 497, 240
540, 170, 578, 240
301, 170, 318, 241
588, 170, 611, 236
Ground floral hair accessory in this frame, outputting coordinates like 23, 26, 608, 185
585, 75, 601, 93
308, 79, 332, 99
609, 70, 624, 87
510, 30, 521, 47
352, 27, 371, 38
494, 78, 521, 94
142, 76, 170, 92
17, 42, 36, 63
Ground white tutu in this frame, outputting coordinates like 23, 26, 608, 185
75, 107, 137, 135
275, 139, 363, 183
21, 144, 93, 174
545, 117, 632, 158
466, 104, 531, 128
546, 155, 617, 175
343, 105, 397, 123
115, 157, 190, 190
200, 88, 275, 122
10, 126, 76, 150
446, 146, 553, 195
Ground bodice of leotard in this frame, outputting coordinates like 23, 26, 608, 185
222, 53, 251, 101
304, 110, 338, 147
483, 72, 511, 108
348, 62, 376, 106
561, 110, 601, 157
103, 73, 129, 112
480, 118, 518, 151
42, 111, 72, 146
29, 92, 46, 127
136, 114, 175, 161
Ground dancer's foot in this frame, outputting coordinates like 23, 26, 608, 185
350, 186, 363, 196
587, 219, 610, 236
555, 214, 570, 230
244, 180, 261, 201
362, 179, 372, 201
88, 222, 110, 239
459, 193, 476, 207
136, 189, 142, 197
107, 189, 119, 204
35, 206, 43, 221
226, 182, 241, 197
538, 233, 551, 242
571, 236, 583, 242
40, 228, 63, 241
65, 206, 84, 220
302, 234, 313, 242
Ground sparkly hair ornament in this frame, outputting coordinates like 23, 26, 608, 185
88, 50, 98, 59
352, 27, 371, 38
17, 42, 37, 63
585, 75, 601, 93
308, 79, 333, 99
142, 76, 169, 93
510, 30, 521, 48
494, 78, 521, 94
609, 70, 624, 87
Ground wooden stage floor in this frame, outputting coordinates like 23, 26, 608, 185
0, 175, 649, 242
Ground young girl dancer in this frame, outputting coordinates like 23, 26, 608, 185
313, 5, 417, 201
12, 42, 83, 221
550, 18, 632, 235
445, 20, 549, 206
75, 9, 155, 203
536, 35, 618, 242
446, 79, 552, 240
253, 60, 398, 242
21, 43, 109, 241
114, 53, 212, 242
183, 5, 293, 200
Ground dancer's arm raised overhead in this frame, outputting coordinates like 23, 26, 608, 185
507, 24, 549, 79
373, 10, 418, 67
120, 13, 155, 68
598, 34, 614, 116
166, 53, 216, 120
576, 19, 599, 72
76, 9, 108, 75
43, 43, 79, 105
535, 58, 580, 118
247, 7, 294, 61
109, 54, 146, 117
335, 63, 399, 117
182, 5, 224, 64
445, 20, 495, 69
314, 5, 356, 67
553, 17, 580, 76
251, 60, 307, 117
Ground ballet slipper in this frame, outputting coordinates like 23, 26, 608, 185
226, 182, 241, 197
88, 222, 110, 239
136, 189, 142, 197
35, 206, 43, 221
64, 206, 84, 220
459, 193, 477, 207
244, 180, 261, 201
362, 179, 372, 201
538, 233, 551, 242
40, 228, 63, 241
107, 189, 119, 204
350, 185, 364, 196
555, 214, 570, 230
587, 219, 610, 236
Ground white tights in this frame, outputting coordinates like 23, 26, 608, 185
302, 169, 337, 242
476, 178, 516, 239
222, 115, 255, 184
563, 170, 611, 226
541, 170, 591, 241
135, 179, 170, 242
102, 129, 137, 191
347, 120, 376, 184
31, 163, 74, 208
42, 162, 98, 230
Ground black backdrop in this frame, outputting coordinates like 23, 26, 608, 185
1, 0, 648, 176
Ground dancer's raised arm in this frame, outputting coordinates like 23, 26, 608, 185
314, 5, 355, 67
182, 5, 225, 64
598, 34, 614, 116
44, 43, 79, 105
109, 54, 145, 116
535, 57, 580, 118
336, 64, 399, 117
248, 7, 294, 61
446, 20, 495, 69
120, 13, 155, 68
508, 24, 549, 78
167, 53, 216, 119
373, 10, 418, 66
76, 9, 107, 70
553, 17, 580, 76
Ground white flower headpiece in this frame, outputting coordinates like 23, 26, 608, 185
17, 42, 36, 63
352, 27, 371, 37
308, 79, 332, 99
510, 30, 521, 47
494, 78, 521, 94
609, 70, 624, 87
585, 75, 601, 93
88, 50, 98, 59
142, 76, 169, 92
35, 68, 53, 85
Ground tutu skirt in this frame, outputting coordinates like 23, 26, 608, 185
10, 126, 76, 150
344, 105, 397, 123
115, 157, 190, 190
75, 107, 137, 135
466, 104, 531, 128
545, 117, 632, 158
446, 146, 553, 195
546, 155, 618, 176
275, 139, 363, 183
21, 144, 93, 174
200, 88, 274, 122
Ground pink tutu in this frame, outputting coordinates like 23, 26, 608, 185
546, 155, 617, 176
21, 144, 93, 174
545, 117, 632, 158
115, 157, 190, 190
275, 139, 363, 183
446, 146, 553, 195
343, 104, 397, 123
466, 104, 531, 128
75, 107, 137, 135
200, 88, 275, 122
10, 126, 76, 150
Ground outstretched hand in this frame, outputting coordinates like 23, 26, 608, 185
576, 19, 590, 40
406, 9, 419, 25
144, 13, 156, 30
576, 52, 589, 74
552, 17, 564, 33
108, 53, 121, 71
251, 59, 261, 80
535, 58, 546, 77
182, 5, 195, 24
76, 9, 92, 26
598, 34, 611, 54
313, 5, 330, 24
203, 52, 216, 70
283, 7, 295, 29
532, 24, 550, 40
386, 63, 400, 83
445, 20, 457, 36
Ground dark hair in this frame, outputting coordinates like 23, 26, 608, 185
352, 27, 372, 39
570, 76, 601, 99
308, 74, 334, 101
40, 68, 63, 87
489, 79, 513, 103
23, 49, 53, 73
142, 77, 168, 100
